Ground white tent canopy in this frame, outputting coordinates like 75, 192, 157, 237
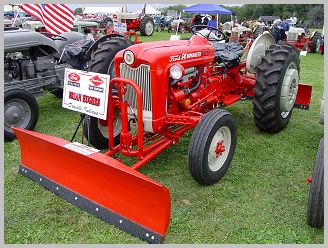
83, 6, 121, 14
4, 4, 20, 12
136, 5, 161, 15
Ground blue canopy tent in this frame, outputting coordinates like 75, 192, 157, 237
182, 4, 233, 28
182, 4, 232, 15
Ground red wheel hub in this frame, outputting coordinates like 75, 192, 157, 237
215, 140, 225, 157
307, 176, 312, 183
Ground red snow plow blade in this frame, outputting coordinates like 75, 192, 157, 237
13, 127, 171, 244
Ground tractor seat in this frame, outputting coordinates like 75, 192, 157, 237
212, 42, 244, 68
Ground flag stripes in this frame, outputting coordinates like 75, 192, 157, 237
20, 4, 75, 35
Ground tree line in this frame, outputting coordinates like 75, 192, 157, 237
159, 4, 324, 28
73, 4, 324, 28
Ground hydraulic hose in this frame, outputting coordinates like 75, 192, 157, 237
183, 66, 202, 95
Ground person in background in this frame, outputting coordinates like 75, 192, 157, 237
207, 15, 217, 28
272, 19, 285, 42
83, 28, 95, 41
282, 19, 290, 32
231, 14, 237, 28
291, 13, 297, 25
202, 15, 209, 25
192, 14, 202, 26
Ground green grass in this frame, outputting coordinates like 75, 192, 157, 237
4, 31, 324, 244
309, 28, 323, 34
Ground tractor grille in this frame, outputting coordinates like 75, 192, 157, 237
120, 63, 152, 111
287, 32, 298, 41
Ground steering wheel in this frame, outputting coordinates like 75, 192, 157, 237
190, 25, 226, 41
40, 32, 68, 41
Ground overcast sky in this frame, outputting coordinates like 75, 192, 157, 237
67, 4, 242, 12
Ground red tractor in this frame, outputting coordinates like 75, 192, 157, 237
14, 26, 312, 243
105, 12, 155, 36
284, 27, 322, 53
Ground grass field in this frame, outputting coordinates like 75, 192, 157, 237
4, 30, 324, 244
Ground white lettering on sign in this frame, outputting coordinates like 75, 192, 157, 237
63, 142, 100, 156
169, 52, 202, 62
62, 68, 110, 120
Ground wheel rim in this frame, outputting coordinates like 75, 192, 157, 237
316, 39, 321, 52
208, 126, 231, 172
280, 62, 299, 118
4, 98, 32, 132
97, 108, 122, 138
145, 22, 153, 35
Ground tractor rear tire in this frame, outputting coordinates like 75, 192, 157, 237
84, 36, 133, 149
4, 89, 39, 141
140, 15, 154, 36
310, 32, 322, 53
252, 43, 300, 133
188, 109, 237, 185
307, 137, 324, 228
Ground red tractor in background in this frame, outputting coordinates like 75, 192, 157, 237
286, 27, 322, 53
105, 11, 155, 36
14, 26, 312, 243
278, 26, 322, 53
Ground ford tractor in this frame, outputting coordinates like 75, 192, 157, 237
14, 26, 312, 243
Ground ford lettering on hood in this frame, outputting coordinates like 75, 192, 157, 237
169, 52, 202, 62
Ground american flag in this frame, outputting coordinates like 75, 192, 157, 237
20, 4, 75, 35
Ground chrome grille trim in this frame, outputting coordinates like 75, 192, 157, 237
120, 63, 152, 111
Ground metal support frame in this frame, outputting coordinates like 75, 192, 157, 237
106, 77, 200, 171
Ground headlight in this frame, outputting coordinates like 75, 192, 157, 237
169, 64, 184, 80
124, 50, 134, 65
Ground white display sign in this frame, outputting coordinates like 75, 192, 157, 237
300, 50, 307, 56
63, 142, 99, 156
62, 68, 111, 120
170, 35, 180, 40
114, 22, 127, 33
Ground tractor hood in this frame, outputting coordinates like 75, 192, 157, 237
4, 29, 59, 53
115, 35, 214, 70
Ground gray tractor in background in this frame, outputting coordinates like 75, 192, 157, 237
4, 28, 85, 141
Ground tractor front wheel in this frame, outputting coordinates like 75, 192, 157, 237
156, 25, 162, 32
253, 43, 300, 133
83, 108, 122, 150
84, 36, 133, 149
188, 109, 237, 185
307, 137, 324, 228
140, 15, 154, 36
